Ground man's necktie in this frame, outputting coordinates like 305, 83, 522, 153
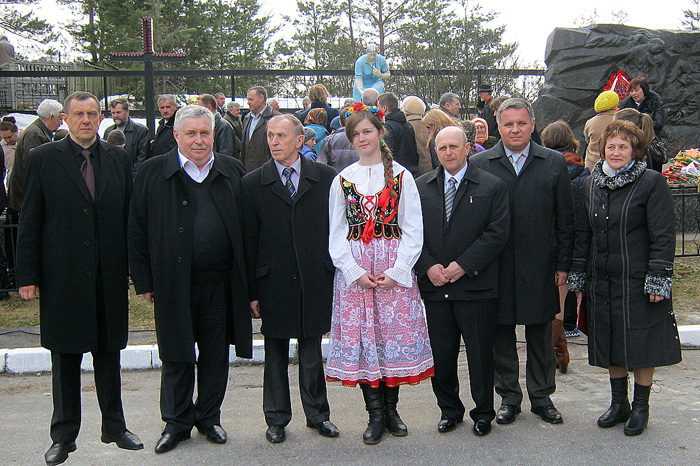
283, 167, 296, 198
511, 154, 522, 175
81, 149, 95, 199
445, 177, 456, 222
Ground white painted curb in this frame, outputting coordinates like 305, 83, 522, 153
1, 328, 697, 374
0, 339, 332, 374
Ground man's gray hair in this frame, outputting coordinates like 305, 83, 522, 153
158, 94, 177, 106
226, 101, 241, 111
174, 105, 214, 132
37, 99, 63, 119
496, 98, 535, 125
439, 92, 459, 108
362, 88, 379, 106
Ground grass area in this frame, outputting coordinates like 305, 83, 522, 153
0, 285, 155, 329
2, 259, 699, 328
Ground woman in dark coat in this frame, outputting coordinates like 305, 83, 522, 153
541, 120, 590, 374
568, 120, 681, 437
619, 76, 665, 172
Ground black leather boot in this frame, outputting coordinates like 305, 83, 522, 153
598, 376, 631, 428
360, 384, 385, 445
382, 383, 408, 436
624, 382, 651, 436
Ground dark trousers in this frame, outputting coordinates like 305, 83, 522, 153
493, 322, 556, 408
263, 336, 330, 427
563, 291, 577, 331
160, 278, 229, 435
50, 351, 126, 443
424, 299, 496, 422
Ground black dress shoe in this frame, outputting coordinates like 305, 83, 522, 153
266, 425, 286, 443
496, 404, 521, 424
531, 405, 563, 424
306, 420, 339, 437
198, 425, 227, 444
437, 416, 463, 433
154, 431, 190, 454
45, 442, 76, 466
101, 429, 144, 450
472, 420, 492, 436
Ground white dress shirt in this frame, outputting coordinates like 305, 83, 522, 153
328, 161, 423, 288
178, 151, 214, 183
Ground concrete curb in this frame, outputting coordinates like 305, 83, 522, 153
1, 326, 698, 374
0, 338, 332, 374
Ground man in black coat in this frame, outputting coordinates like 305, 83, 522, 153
241, 114, 338, 444
223, 101, 243, 159
149, 94, 178, 158
103, 97, 149, 175
470, 98, 575, 426
196, 93, 236, 159
415, 126, 510, 437
477, 84, 498, 140
129, 105, 252, 454
378, 92, 419, 177
17, 91, 142, 465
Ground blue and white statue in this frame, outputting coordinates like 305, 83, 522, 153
353, 44, 390, 102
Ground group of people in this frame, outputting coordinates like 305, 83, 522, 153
6, 79, 681, 465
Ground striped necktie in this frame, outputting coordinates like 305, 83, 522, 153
511, 153, 522, 175
283, 167, 296, 198
445, 177, 457, 222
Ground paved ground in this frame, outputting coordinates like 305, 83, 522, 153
1, 337, 699, 465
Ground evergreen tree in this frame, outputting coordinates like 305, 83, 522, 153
0, 1, 57, 44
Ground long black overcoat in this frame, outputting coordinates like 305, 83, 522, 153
415, 163, 510, 301
572, 165, 680, 368
470, 140, 575, 325
16, 137, 132, 353
128, 149, 252, 362
241, 156, 336, 339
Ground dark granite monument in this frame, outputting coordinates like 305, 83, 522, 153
533, 24, 700, 158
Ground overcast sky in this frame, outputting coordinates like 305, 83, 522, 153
13, 0, 698, 66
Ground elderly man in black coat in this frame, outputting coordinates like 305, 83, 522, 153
149, 94, 178, 158
416, 126, 509, 437
128, 105, 252, 454
17, 91, 142, 465
470, 98, 575, 426
241, 114, 338, 444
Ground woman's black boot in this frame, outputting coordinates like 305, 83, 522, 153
598, 376, 631, 428
382, 383, 408, 436
624, 383, 651, 436
360, 384, 385, 444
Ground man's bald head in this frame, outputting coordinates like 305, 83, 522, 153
435, 126, 470, 176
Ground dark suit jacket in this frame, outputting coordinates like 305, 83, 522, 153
149, 113, 177, 158
8, 117, 53, 211
16, 137, 132, 353
104, 118, 150, 175
128, 149, 252, 362
241, 156, 336, 338
415, 164, 509, 301
241, 105, 280, 172
214, 112, 236, 158
223, 112, 243, 158
470, 140, 575, 325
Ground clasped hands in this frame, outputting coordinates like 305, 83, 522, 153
427, 262, 465, 287
357, 272, 397, 290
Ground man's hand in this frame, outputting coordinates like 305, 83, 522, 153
141, 292, 154, 304
250, 300, 261, 318
19, 285, 39, 301
443, 262, 466, 283
427, 264, 448, 287
649, 294, 665, 303
555, 271, 568, 287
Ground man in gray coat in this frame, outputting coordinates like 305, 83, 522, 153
470, 98, 574, 426
103, 98, 149, 175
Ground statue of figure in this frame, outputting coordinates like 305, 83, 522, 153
353, 44, 390, 102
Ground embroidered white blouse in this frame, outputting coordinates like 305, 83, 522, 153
328, 161, 423, 288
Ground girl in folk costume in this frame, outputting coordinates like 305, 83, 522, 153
327, 104, 434, 445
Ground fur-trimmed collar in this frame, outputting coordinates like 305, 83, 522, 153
591, 159, 647, 190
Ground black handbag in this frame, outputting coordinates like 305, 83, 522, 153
647, 137, 667, 165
